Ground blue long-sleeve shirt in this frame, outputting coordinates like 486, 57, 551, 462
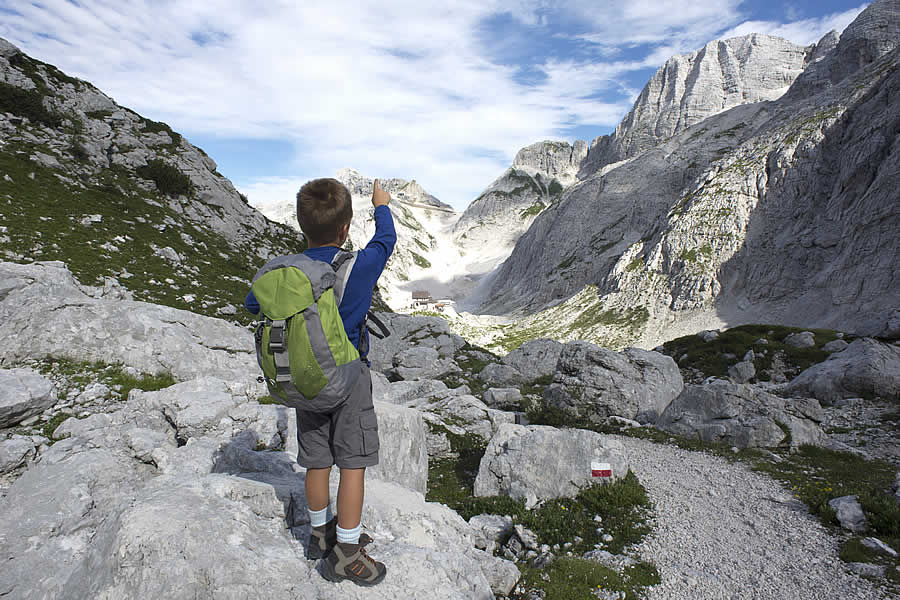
245, 204, 396, 358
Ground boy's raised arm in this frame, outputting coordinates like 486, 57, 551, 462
362, 179, 396, 267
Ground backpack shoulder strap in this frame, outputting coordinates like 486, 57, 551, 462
330, 250, 358, 307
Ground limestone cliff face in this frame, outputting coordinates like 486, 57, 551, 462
481, 0, 900, 345
0, 39, 302, 318
581, 34, 816, 177
452, 140, 587, 293
456, 34, 817, 284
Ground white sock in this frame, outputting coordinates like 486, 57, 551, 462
308, 505, 333, 528
337, 523, 361, 545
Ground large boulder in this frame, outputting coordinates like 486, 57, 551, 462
0, 261, 257, 382
368, 313, 467, 375
474, 423, 627, 503
367, 401, 429, 495
0, 368, 57, 428
785, 338, 900, 403
390, 346, 461, 381
656, 381, 825, 448
404, 391, 514, 459
0, 373, 511, 599
543, 342, 683, 423
501, 338, 564, 382
477, 363, 526, 387
0, 436, 36, 474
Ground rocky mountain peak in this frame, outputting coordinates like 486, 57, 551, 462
611, 33, 813, 161
512, 140, 589, 185
478, 4, 900, 348
0, 38, 19, 58
788, 0, 900, 100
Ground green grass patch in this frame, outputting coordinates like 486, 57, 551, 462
41, 412, 74, 441
520, 202, 546, 219
557, 255, 577, 270
0, 80, 62, 128
411, 251, 432, 269
679, 248, 698, 262
135, 159, 193, 197
626, 257, 644, 272
660, 324, 843, 381
548, 179, 565, 197
516, 557, 660, 600
752, 445, 899, 552
35, 357, 176, 398
0, 139, 303, 324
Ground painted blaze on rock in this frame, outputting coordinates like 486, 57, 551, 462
474, 423, 627, 503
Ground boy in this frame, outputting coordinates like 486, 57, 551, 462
245, 178, 396, 586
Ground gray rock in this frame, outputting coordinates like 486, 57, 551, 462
583, 549, 638, 572
367, 401, 428, 495
861, 537, 897, 558
483, 387, 523, 410
473, 549, 521, 597
698, 330, 720, 342
884, 309, 900, 338
368, 313, 466, 375
785, 338, 900, 403
743, 349, 755, 362
846, 563, 885, 578
0, 373, 504, 599
390, 346, 461, 381
728, 361, 756, 384
501, 338, 565, 381
784, 332, 816, 349
514, 524, 540, 550
0, 368, 57, 428
656, 381, 825, 448
828, 495, 867, 533
0, 262, 258, 383
407, 392, 513, 458
0, 436, 35, 474
478, 363, 526, 387
822, 339, 849, 353
474, 423, 627, 501
378, 377, 452, 405
543, 342, 683, 423
469, 514, 514, 552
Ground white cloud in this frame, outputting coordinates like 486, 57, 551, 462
722, 4, 868, 46
0, 1, 869, 210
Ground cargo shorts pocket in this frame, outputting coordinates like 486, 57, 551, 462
360, 409, 379, 455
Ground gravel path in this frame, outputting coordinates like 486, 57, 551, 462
617, 437, 887, 600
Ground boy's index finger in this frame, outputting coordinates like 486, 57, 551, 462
374, 178, 380, 191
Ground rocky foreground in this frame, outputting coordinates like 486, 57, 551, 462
1, 260, 898, 599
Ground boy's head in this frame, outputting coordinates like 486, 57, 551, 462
296, 178, 352, 247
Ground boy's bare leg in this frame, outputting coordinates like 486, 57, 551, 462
305, 466, 332, 512
337, 467, 365, 529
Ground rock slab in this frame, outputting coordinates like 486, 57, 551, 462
543, 342, 683, 423
474, 423, 627, 503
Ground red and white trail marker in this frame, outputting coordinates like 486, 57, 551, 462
591, 461, 612, 479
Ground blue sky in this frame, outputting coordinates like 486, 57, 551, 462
0, 0, 868, 211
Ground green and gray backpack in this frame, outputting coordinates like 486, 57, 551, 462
251, 252, 363, 412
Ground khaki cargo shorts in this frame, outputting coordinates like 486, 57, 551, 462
295, 365, 380, 469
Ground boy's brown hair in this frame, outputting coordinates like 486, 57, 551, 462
296, 178, 353, 246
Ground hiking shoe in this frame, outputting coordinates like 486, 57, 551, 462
321, 540, 387, 586
306, 517, 337, 560
307, 518, 374, 560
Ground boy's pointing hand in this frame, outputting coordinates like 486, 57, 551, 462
372, 179, 390, 208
